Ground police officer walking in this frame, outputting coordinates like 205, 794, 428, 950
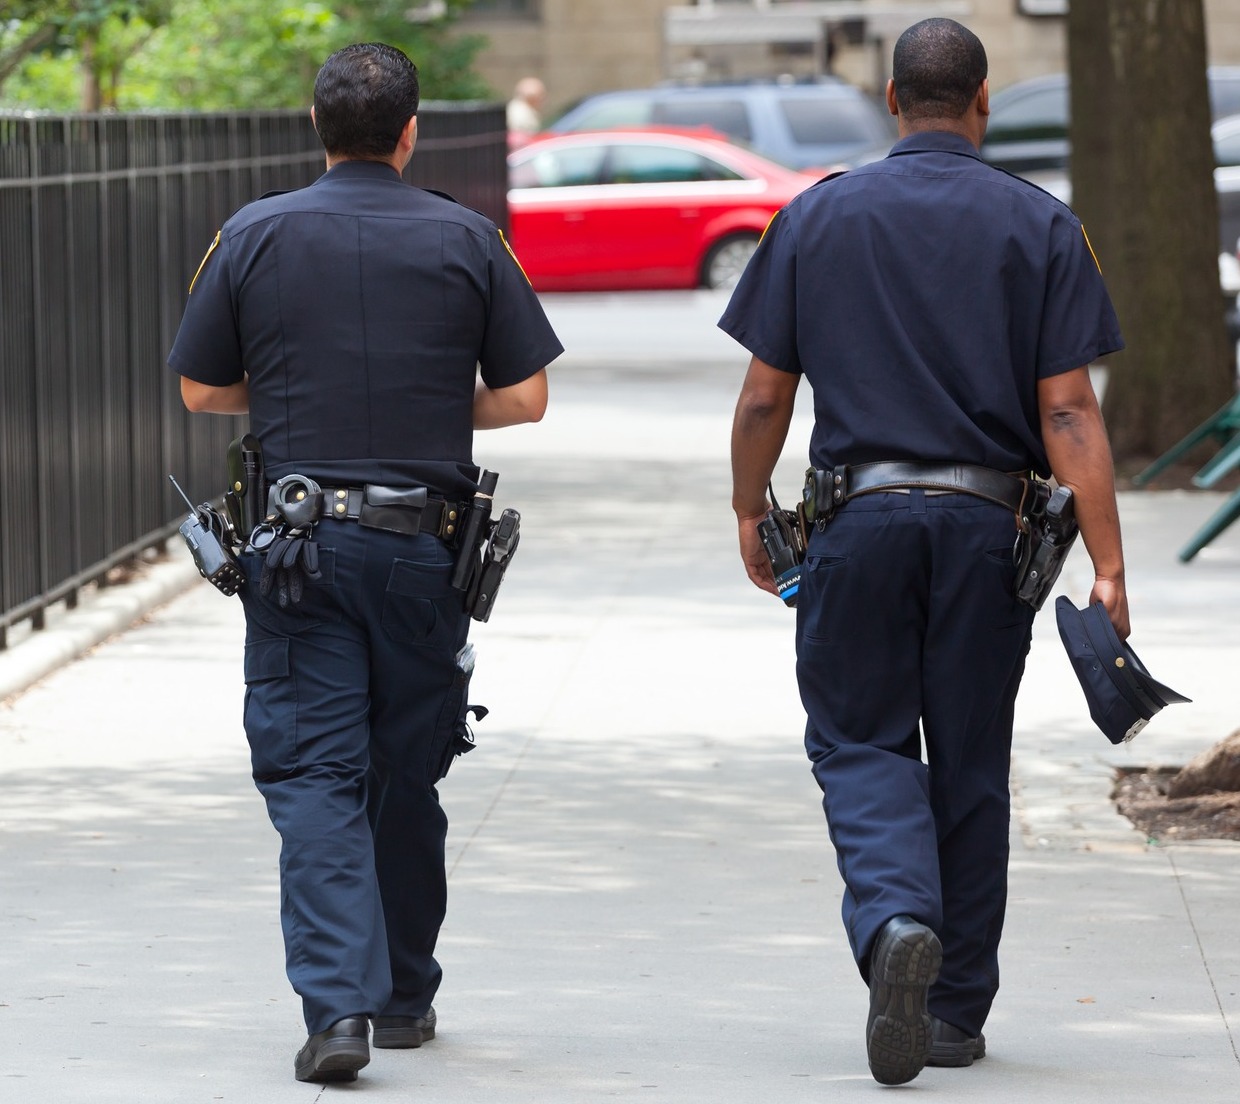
168, 43, 562, 1084
722, 19, 1127, 1087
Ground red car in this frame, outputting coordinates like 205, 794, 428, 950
507, 127, 822, 292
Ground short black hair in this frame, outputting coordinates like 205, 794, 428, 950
892, 19, 987, 122
313, 43, 420, 159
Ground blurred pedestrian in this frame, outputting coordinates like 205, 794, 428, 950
168, 42, 561, 1084
506, 76, 546, 135
722, 17, 1127, 1086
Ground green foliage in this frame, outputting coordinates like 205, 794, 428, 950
0, 0, 491, 111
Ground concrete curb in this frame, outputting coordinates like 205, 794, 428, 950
0, 554, 202, 704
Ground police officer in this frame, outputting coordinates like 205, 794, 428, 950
722, 19, 1128, 1087
168, 43, 562, 1084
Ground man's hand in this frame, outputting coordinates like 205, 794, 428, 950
738, 511, 778, 595
1088, 574, 1130, 640
731, 356, 799, 593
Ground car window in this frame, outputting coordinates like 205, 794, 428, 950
778, 96, 886, 144
987, 85, 1069, 142
563, 100, 652, 129
510, 144, 607, 188
605, 144, 745, 184
1216, 123, 1240, 167
1210, 78, 1240, 121
652, 99, 753, 142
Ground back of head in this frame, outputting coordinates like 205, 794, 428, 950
891, 18, 987, 123
313, 43, 420, 160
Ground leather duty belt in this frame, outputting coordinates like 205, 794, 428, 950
807, 462, 1033, 525
318, 484, 466, 542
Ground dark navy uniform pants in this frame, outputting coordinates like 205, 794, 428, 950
238, 522, 471, 1035
795, 490, 1034, 1038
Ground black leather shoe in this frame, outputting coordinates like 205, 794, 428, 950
372, 1006, 437, 1049
294, 1016, 370, 1083
928, 1016, 986, 1067
866, 915, 942, 1086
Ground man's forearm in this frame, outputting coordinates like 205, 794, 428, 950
1038, 366, 1129, 635
1040, 392, 1124, 579
731, 357, 798, 517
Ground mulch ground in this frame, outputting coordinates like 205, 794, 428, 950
1112, 768, 1240, 843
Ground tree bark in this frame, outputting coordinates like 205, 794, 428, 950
1068, 0, 1233, 465
1168, 729, 1240, 797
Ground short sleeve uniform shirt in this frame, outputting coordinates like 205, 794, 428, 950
719, 131, 1123, 477
168, 160, 563, 498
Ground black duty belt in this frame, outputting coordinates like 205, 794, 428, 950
807, 462, 1033, 525
318, 484, 466, 542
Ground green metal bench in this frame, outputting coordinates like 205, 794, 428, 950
1131, 392, 1240, 487
1179, 485, 1240, 562
1131, 392, 1240, 561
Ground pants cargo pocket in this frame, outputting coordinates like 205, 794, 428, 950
243, 636, 298, 779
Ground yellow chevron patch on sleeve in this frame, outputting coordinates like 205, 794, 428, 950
188, 231, 221, 293
498, 228, 533, 285
1081, 225, 1102, 274
760, 209, 780, 243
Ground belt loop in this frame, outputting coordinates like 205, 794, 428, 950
910, 487, 927, 515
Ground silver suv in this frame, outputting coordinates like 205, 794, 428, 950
548, 80, 895, 169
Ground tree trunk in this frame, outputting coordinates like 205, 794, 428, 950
1068, 0, 1232, 466
80, 36, 103, 112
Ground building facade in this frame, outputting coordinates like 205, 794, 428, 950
459, 0, 1240, 120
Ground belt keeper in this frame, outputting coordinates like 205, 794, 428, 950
440, 503, 462, 542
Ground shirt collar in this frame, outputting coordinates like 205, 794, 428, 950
886, 130, 983, 162
319, 159, 405, 183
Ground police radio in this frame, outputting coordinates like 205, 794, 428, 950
169, 475, 245, 596
757, 483, 806, 608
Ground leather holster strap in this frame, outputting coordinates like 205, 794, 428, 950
318, 485, 465, 541
834, 462, 1029, 514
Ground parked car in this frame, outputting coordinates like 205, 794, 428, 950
982, 67, 1240, 174
507, 128, 820, 292
547, 80, 895, 170
1022, 113, 1240, 254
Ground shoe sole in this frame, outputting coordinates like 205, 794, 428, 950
294, 1038, 370, 1083
867, 924, 943, 1086
372, 1019, 436, 1050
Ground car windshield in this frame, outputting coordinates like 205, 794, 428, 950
555, 99, 651, 129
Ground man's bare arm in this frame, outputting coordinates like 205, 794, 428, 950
474, 369, 548, 429
1038, 366, 1129, 638
181, 376, 249, 415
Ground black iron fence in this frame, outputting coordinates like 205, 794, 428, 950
0, 104, 507, 647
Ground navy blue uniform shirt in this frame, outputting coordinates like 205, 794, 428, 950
169, 160, 563, 497
719, 131, 1123, 477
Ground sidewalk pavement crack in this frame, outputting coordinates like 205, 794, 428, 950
1169, 849, 1240, 1068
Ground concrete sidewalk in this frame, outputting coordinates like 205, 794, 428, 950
2, 294, 1239, 1101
